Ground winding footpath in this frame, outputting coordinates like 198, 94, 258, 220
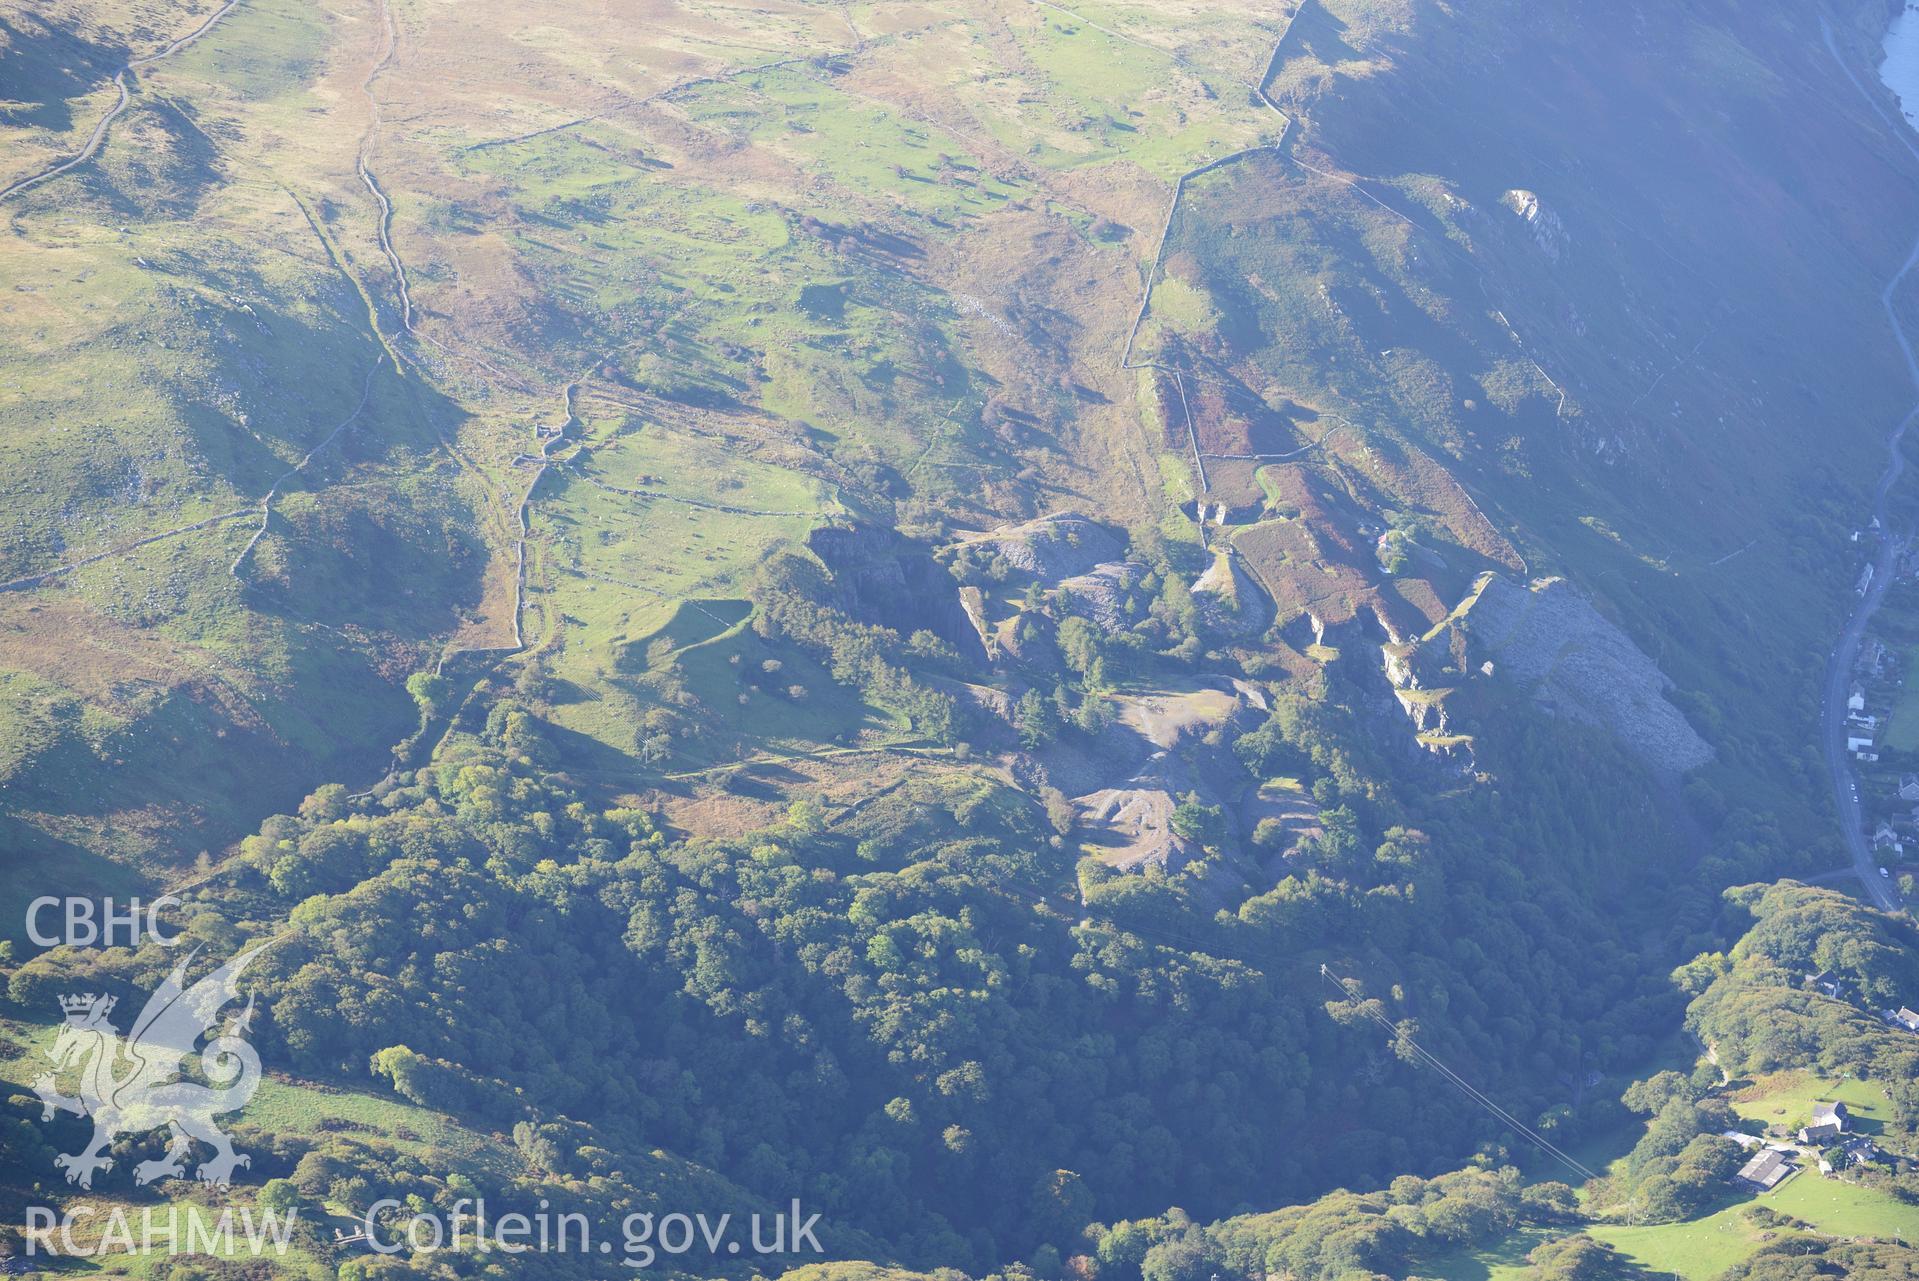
0, 0, 241, 205
230, 361, 383, 581
1818, 16, 1919, 914
0, 507, 254, 593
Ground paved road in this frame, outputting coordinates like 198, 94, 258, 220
1819, 17, 1919, 915
1821, 523, 1907, 913
1815, 21, 1919, 916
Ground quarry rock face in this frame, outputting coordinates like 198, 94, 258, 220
1057, 560, 1149, 629
809, 523, 987, 660
960, 512, 1125, 582
1501, 188, 1567, 261
1463, 574, 1712, 775
1192, 552, 1274, 637
1075, 756, 1203, 873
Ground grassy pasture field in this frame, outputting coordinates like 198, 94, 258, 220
242, 1075, 493, 1164
1416, 1226, 1563, 1281
1418, 1173, 1919, 1281
1586, 1176, 1919, 1279
0, 0, 1297, 877
1769, 1174, 1919, 1239
961, 7, 1273, 180
1884, 643, 1919, 751
1587, 1201, 1793, 1281
1729, 1071, 1898, 1138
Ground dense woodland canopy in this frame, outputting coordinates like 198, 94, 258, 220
3, 520, 1913, 1280
2, 590, 1751, 1273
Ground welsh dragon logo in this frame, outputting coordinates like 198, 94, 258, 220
32, 947, 263, 1188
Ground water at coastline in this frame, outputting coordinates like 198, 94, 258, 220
1884, 2, 1919, 130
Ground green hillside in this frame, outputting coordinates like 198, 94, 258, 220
5, 0, 1919, 1276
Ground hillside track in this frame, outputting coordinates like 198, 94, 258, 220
0, 0, 241, 204
0, 506, 254, 593
230, 361, 384, 582
1094, 0, 1537, 580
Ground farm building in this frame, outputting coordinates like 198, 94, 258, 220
1799, 1103, 1848, 1144
1734, 1149, 1794, 1192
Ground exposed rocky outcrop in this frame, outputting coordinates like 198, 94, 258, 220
957, 585, 992, 656
1451, 573, 1711, 775
1501, 189, 1567, 261
1050, 681, 1262, 876
929, 675, 1015, 741
1056, 560, 1148, 628
1391, 684, 1454, 737
1192, 551, 1274, 637
1076, 754, 1202, 873
994, 608, 1059, 670
808, 523, 986, 662
1297, 612, 1477, 775
952, 512, 1124, 582
1281, 610, 1328, 652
